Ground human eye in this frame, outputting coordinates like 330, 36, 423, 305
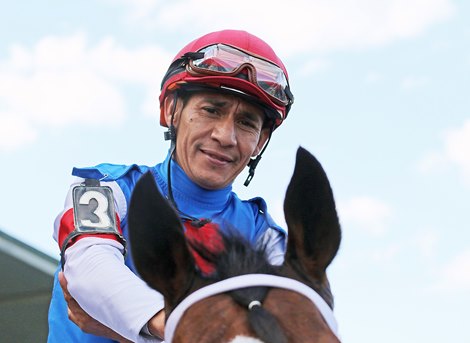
202, 106, 219, 116
238, 116, 261, 131
239, 119, 255, 128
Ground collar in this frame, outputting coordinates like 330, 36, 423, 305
154, 152, 233, 212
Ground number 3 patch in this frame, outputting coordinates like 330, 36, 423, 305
72, 184, 118, 234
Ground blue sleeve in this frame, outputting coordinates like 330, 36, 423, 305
249, 196, 287, 236
72, 163, 151, 182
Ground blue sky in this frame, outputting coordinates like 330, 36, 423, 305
1, 1, 469, 341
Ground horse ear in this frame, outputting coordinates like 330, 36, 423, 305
128, 171, 196, 308
283, 147, 341, 280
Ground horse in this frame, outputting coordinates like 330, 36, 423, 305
128, 147, 342, 342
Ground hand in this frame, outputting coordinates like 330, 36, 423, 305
59, 271, 132, 343
147, 310, 165, 340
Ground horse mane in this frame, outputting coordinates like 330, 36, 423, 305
187, 230, 288, 343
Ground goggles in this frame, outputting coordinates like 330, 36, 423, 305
183, 44, 293, 107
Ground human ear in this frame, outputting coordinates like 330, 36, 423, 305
163, 93, 181, 127
252, 127, 270, 157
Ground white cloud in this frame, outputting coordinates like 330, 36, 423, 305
116, 0, 455, 56
365, 72, 383, 84
401, 75, 430, 91
0, 32, 172, 152
415, 151, 448, 173
299, 58, 331, 75
0, 114, 37, 152
370, 229, 439, 265
371, 243, 402, 263
444, 119, 470, 184
88, 36, 170, 84
417, 119, 470, 186
111, 0, 164, 22
338, 196, 392, 235
0, 69, 125, 126
414, 230, 439, 259
434, 250, 470, 292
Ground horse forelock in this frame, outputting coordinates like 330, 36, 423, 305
186, 232, 289, 343
216, 233, 278, 279
186, 226, 279, 280
185, 229, 278, 309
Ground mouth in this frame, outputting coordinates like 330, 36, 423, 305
201, 149, 234, 165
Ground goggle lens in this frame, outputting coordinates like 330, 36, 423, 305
189, 44, 290, 105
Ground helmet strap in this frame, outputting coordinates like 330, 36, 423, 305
244, 124, 274, 187
165, 93, 179, 211
163, 93, 178, 153
163, 92, 211, 227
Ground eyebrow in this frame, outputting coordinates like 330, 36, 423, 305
208, 98, 259, 119
204, 98, 228, 108
202, 96, 264, 123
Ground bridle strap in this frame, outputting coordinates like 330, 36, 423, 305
164, 274, 340, 342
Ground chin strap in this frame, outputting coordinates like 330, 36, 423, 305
244, 155, 262, 187
163, 93, 213, 228
244, 124, 274, 187
164, 124, 176, 153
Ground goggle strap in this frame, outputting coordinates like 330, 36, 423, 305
182, 52, 205, 60
160, 59, 186, 89
285, 86, 294, 104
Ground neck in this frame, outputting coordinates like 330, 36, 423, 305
155, 152, 233, 213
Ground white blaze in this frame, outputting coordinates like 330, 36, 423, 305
229, 336, 265, 343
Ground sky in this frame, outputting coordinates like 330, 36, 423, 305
1, 0, 469, 341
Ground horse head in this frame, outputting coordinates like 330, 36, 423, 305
128, 147, 341, 342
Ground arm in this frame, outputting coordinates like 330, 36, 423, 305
55, 178, 165, 342
58, 271, 133, 342
63, 238, 165, 342
60, 270, 165, 341
256, 226, 286, 266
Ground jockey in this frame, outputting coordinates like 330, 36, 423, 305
47, 29, 294, 342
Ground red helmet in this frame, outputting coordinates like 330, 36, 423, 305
159, 30, 293, 128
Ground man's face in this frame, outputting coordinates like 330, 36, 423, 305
165, 91, 270, 190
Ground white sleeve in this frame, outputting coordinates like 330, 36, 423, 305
256, 227, 286, 266
64, 237, 165, 342
57, 177, 164, 342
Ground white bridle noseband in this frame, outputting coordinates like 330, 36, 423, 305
164, 274, 340, 342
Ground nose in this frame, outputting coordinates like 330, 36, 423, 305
211, 116, 237, 147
